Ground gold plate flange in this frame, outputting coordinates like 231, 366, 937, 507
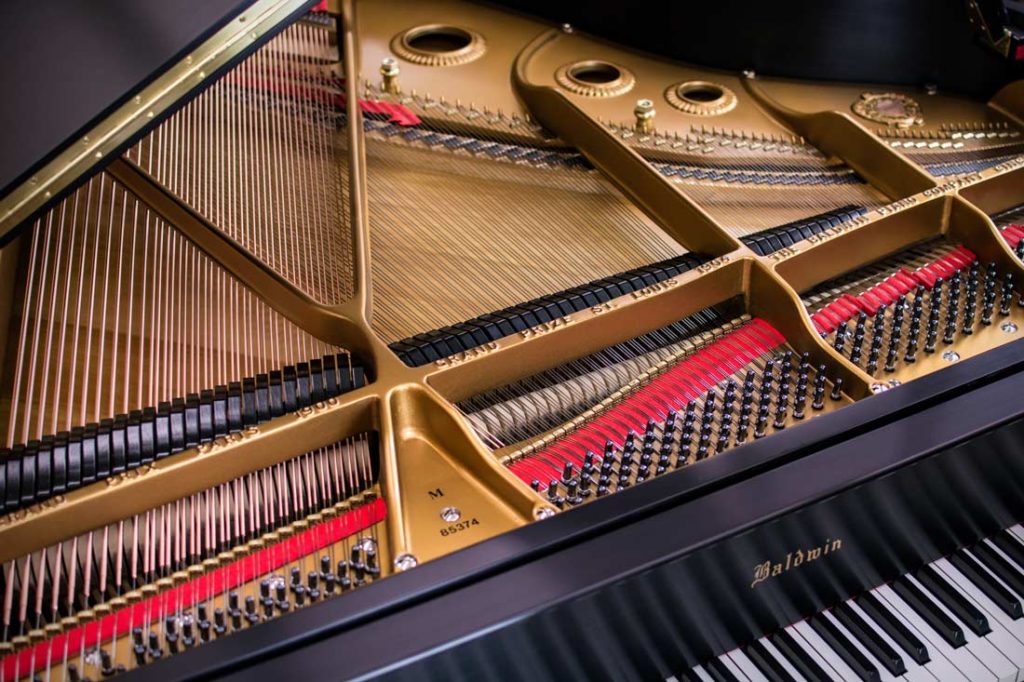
554, 60, 635, 98
390, 24, 486, 66
664, 80, 738, 116
851, 92, 924, 127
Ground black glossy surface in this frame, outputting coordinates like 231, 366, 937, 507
0, 0, 256, 196
491, 0, 1021, 98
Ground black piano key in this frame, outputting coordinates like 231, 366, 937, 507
916, 566, 990, 635
744, 641, 795, 682
855, 592, 930, 664
809, 614, 880, 682
832, 603, 906, 676
769, 631, 831, 682
950, 550, 1022, 619
972, 541, 1024, 599
992, 531, 1024, 572
892, 577, 966, 647
703, 657, 740, 682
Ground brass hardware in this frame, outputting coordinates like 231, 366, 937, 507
381, 56, 401, 92
634, 98, 656, 132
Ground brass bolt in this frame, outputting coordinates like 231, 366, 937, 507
634, 98, 655, 133
381, 57, 400, 94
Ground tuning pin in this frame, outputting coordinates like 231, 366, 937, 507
623, 430, 637, 455
565, 479, 583, 505
904, 321, 920, 363
547, 479, 562, 503
830, 376, 844, 401
812, 365, 827, 410
1001, 272, 1014, 315
530, 479, 541, 492
833, 325, 847, 353
793, 371, 808, 420
1016, 239, 1024, 261
561, 461, 575, 484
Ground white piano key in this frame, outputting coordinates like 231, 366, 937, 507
934, 558, 1024, 681
718, 653, 752, 681
963, 545, 1024, 632
985, 538, 1024, 577
1006, 526, 1024, 546
726, 649, 769, 682
692, 665, 717, 682
791, 620, 861, 682
905, 573, 1017, 682
821, 610, 899, 682
846, 599, 937, 682
758, 637, 808, 682
876, 584, 988, 682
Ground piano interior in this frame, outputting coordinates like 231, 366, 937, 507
3, 0, 1024, 679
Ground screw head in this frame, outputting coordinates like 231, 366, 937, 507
439, 506, 461, 522
561, 23, 573, 33
888, 379, 902, 388
924, 83, 938, 95
534, 506, 557, 520
1001, 321, 1018, 334
742, 69, 756, 79
393, 553, 418, 571
942, 350, 961, 362
870, 383, 889, 394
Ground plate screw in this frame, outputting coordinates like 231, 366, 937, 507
440, 506, 461, 522
393, 553, 418, 571
1001, 321, 1018, 334
870, 383, 889, 394
942, 350, 960, 362
534, 506, 557, 520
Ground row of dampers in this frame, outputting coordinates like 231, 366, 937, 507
0, 355, 367, 514
388, 205, 869, 369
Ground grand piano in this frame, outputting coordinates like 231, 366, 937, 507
3, 1, 1024, 679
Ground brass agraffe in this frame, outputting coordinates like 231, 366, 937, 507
1, 0, 1024, 678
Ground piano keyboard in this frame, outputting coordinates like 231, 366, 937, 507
675, 525, 1024, 682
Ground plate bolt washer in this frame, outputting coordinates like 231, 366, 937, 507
440, 506, 461, 522
942, 350, 960, 362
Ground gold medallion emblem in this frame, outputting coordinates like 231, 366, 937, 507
852, 92, 923, 127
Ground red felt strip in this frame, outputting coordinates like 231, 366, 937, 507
511, 319, 783, 490
1, 499, 386, 680
811, 246, 977, 331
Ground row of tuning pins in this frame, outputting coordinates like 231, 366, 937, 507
56, 540, 380, 682
831, 262, 1019, 376
533, 352, 843, 508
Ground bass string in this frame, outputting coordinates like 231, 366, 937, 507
125, 20, 353, 307
2, 174, 345, 448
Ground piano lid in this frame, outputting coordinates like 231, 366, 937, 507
0, 0, 267, 198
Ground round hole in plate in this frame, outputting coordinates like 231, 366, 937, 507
678, 82, 725, 104
664, 80, 738, 116
567, 61, 622, 85
555, 60, 635, 97
405, 25, 473, 54
391, 24, 486, 66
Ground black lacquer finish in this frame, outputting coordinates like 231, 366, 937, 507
128, 341, 1024, 681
